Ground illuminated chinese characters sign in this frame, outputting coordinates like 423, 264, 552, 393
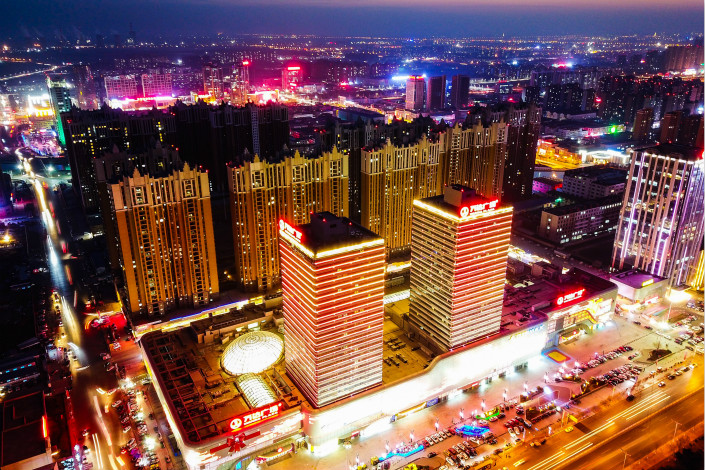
279, 220, 303, 241
229, 402, 284, 432
556, 289, 586, 306
459, 199, 499, 218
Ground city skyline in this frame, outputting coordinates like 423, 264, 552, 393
2, 0, 704, 40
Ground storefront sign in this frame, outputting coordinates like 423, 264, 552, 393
229, 402, 284, 432
641, 279, 654, 287
556, 289, 586, 306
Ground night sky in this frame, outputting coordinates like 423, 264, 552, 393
4, 0, 703, 39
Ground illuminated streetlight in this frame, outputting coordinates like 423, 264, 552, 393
459, 408, 464, 420
385, 441, 390, 453
410, 430, 414, 442
435, 418, 439, 431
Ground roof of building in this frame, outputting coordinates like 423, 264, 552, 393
563, 165, 628, 183
534, 177, 563, 186
609, 269, 668, 289
291, 212, 383, 256
542, 194, 623, 217
641, 143, 704, 161
0, 390, 47, 467
416, 185, 510, 220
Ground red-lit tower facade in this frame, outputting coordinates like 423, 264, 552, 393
239, 59, 250, 103
282, 65, 302, 92
409, 185, 513, 353
279, 212, 385, 408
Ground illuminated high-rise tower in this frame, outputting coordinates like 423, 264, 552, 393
279, 212, 385, 407
612, 144, 704, 286
46, 74, 72, 146
406, 76, 425, 111
409, 185, 513, 352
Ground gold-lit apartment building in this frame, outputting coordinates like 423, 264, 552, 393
228, 149, 349, 292
360, 121, 508, 256
361, 135, 443, 256
110, 163, 219, 316
443, 121, 508, 199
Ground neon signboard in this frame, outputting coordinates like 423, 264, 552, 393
287, 66, 301, 71
278, 220, 302, 241
459, 199, 499, 218
556, 288, 586, 306
229, 402, 284, 432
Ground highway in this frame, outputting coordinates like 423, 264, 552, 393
494, 361, 704, 470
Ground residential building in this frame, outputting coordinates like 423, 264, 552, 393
632, 108, 654, 141
427, 75, 446, 110
450, 74, 469, 109
360, 135, 443, 256
409, 185, 513, 353
109, 163, 219, 316
141, 73, 173, 97
228, 149, 348, 292
203, 65, 224, 99
503, 103, 542, 202
104, 75, 138, 100
279, 212, 384, 407
612, 144, 705, 286
61, 106, 177, 211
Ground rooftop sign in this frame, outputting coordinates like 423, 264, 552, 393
460, 199, 499, 218
556, 288, 586, 306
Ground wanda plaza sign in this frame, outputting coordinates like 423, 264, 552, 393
229, 401, 284, 433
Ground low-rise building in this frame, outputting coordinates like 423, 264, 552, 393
538, 195, 623, 244
609, 269, 669, 304
561, 166, 627, 199
532, 177, 563, 194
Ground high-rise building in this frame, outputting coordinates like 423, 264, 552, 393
104, 75, 138, 100
109, 163, 219, 316
503, 103, 542, 202
279, 212, 384, 408
678, 114, 704, 148
228, 149, 348, 292
141, 73, 173, 97
203, 65, 224, 99
361, 135, 443, 257
95, 143, 183, 272
664, 45, 704, 72
72, 65, 99, 110
409, 185, 513, 353
170, 101, 290, 192
443, 120, 508, 199
406, 76, 425, 111
46, 74, 72, 146
450, 74, 470, 109
612, 144, 705, 286
62, 106, 177, 211
660, 111, 682, 144
282, 65, 302, 91
427, 75, 446, 110
632, 108, 654, 141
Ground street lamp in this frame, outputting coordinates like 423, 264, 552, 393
673, 420, 681, 440
385, 441, 390, 453
481, 399, 485, 411
544, 372, 549, 383
435, 418, 439, 431
410, 430, 414, 443
524, 381, 528, 392
459, 408, 464, 420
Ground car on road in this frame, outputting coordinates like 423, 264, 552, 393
565, 426, 574, 433
668, 374, 676, 380
111, 400, 122, 408
658, 381, 666, 387
427, 452, 437, 458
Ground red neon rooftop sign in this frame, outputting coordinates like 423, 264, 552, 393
459, 198, 499, 218
279, 220, 302, 241
556, 288, 586, 306
229, 401, 284, 433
